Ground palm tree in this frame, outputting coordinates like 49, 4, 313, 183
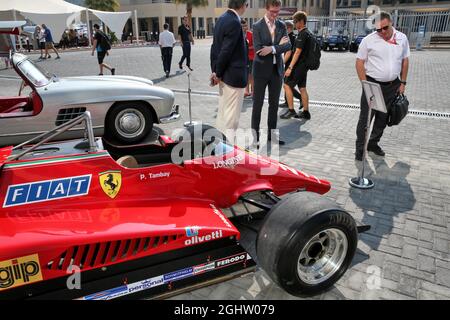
175, 0, 209, 29
84, 0, 119, 12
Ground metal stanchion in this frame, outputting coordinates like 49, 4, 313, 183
183, 68, 198, 127
349, 80, 387, 189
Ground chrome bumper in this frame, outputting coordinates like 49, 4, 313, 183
159, 105, 180, 124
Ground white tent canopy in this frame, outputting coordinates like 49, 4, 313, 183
0, 0, 132, 42
0, 0, 85, 14
89, 9, 132, 41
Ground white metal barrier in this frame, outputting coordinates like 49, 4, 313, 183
301, 11, 450, 46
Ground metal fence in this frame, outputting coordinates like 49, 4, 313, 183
393, 11, 450, 46
304, 11, 450, 46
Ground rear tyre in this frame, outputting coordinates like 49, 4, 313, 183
257, 192, 358, 296
106, 102, 153, 144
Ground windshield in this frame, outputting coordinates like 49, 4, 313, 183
16, 58, 51, 87
307, 21, 320, 34
211, 140, 235, 157
329, 21, 347, 35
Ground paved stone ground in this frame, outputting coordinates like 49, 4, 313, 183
1, 42, 449, 299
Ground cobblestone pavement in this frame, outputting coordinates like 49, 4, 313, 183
1, 42, 449, 300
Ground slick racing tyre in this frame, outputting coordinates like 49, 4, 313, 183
257, 192, 358, 296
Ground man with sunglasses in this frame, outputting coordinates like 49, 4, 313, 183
354, 11, 410, 161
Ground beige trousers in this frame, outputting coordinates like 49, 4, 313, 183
216, 81, 245, 142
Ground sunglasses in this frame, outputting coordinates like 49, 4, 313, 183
376, 25, 390, 32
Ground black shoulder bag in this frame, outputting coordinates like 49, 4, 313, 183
387, 93, 409, 127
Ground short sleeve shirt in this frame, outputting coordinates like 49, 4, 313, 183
294, 28, 309, 63
44, 28, 53, 42
94, 31, 104, 52
178, 25, 191, 42
159, 30, 176, 47
356, 28, 410, 82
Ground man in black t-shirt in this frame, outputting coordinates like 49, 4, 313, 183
91, 24, 115, 76
178, 16, 194, 71
280, 11, 311, 120
280, 20, 302, 109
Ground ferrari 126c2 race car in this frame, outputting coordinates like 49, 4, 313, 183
0, 111, 370, 300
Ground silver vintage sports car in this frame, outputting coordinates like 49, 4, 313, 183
0, 21, 180, 146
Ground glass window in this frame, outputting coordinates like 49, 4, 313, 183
17, 59, 51, 87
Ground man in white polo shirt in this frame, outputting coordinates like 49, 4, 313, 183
159, 23, 176, 78
355, 11, 410, 161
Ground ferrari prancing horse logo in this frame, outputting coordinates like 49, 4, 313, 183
99, 171, 122, 199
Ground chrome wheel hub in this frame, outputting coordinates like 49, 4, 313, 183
297, 228, 348, 285
115, 108, 145, 138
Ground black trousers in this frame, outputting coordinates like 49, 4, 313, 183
161, 47, 173, 73
179, 41, 191, 67
252, 65, 282, 139
355, 76, 401, 152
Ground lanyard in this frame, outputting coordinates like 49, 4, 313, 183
385, 32, 398, 45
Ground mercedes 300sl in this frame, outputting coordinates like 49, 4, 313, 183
0, 21, 180, 146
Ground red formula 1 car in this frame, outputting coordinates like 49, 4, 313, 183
0, 112, 369, 300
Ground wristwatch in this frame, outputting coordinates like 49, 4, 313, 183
400, 80, 407, 85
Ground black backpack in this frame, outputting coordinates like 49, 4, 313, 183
304, 30, 321, 71
98, 31, 112, 51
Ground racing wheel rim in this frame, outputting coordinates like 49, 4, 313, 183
296, 228, 348, 285
115, 108, 146, 139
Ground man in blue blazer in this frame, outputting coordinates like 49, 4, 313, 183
210, 0, 248, 142
251, 0, 291, 146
